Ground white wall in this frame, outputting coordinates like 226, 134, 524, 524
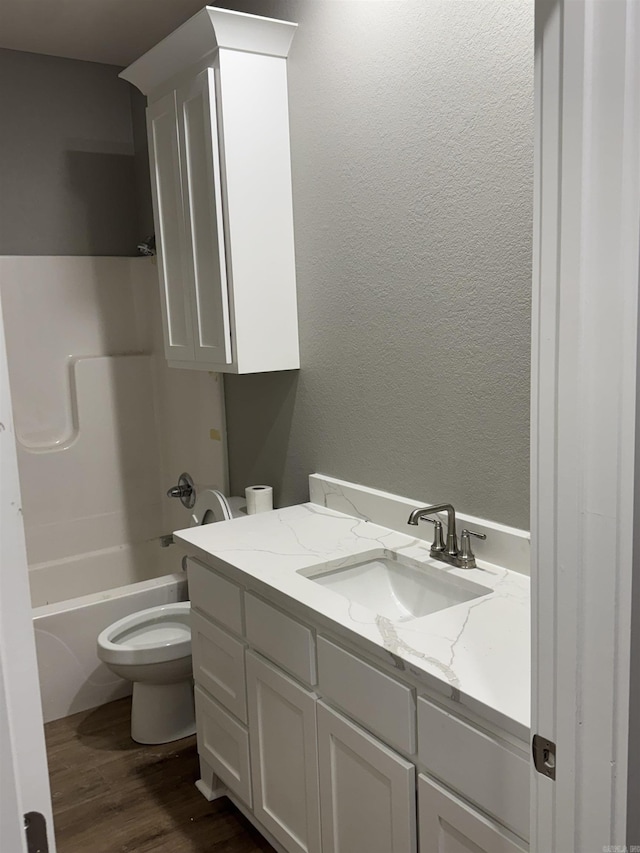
0, 256, 227, 601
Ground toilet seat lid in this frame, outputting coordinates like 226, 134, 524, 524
191, 489, 232, 526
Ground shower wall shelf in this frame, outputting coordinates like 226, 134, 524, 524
121, 8, 299, 373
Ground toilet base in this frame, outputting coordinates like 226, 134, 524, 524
130, 679, 196, 744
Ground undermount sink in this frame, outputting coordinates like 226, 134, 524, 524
299, 550, 492, 622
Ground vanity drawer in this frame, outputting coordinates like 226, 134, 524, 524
245, 593, 316, 685
418, 774, 527, 853
191, 610, 247, 723
417, 697, 529, 841
317, 637, 415, 754
195, 685, 252, 806
186, 557, 243, 636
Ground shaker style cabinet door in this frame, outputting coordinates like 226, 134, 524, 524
146, 91, 194, 362
418, 774, 528, 853
317, 702, 417, 853
176, 68, 232, 366
245, 651, 321, 853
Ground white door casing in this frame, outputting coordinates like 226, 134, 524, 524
0, 293, 56, 852
531, 0, 640, 849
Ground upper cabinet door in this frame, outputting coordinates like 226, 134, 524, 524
176, 69, 232, 366
146, 92, 194, 362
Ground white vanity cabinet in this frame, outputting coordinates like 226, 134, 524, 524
194, 685, 252, 807
186, 558, 529, 853
317, 702, 416, 853
121, 8, 299, 373
416, 696, 530, 842
246, 651, 321, 853
418, 775, 527, 853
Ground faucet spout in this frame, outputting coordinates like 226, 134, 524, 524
407, 503, 458, 558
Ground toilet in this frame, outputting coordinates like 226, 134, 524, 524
97, 489, 243, 744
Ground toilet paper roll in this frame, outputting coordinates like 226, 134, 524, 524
245, 485, 273, 515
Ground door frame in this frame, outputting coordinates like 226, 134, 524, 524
531, 0, 640, 849
0, 289, 56, 852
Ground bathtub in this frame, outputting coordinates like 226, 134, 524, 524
31, 541, 188, 723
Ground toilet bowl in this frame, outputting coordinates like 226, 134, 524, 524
97, 488, 243, 744
97, 602, 194, 744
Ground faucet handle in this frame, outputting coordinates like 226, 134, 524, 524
423, 517, 446, 553
462, 528, 486, 540
459, 529, 487, 568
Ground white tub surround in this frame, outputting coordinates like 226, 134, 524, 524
174, 498, 529, 739
0, 255, 227, 571
1, 258, 163, 567
0, 255, 226, 723
29, 539, 177, 608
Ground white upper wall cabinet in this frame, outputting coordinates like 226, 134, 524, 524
121, 8, 299, 373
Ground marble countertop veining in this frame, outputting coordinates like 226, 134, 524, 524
174, 502, 531, 740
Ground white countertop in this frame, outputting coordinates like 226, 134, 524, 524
175, 502, 530, 740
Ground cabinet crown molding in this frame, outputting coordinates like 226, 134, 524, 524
120, 7, 297, 95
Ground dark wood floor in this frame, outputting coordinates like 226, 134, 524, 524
44, 697, 275, 853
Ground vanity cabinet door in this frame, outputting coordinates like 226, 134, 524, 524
317, 702, 416, 853
245, 651, 321, 853
418, 774, 527, 853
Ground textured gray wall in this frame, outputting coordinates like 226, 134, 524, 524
223, 0, 534, 530
0, 49, 139, 256
130, 88, 155, 241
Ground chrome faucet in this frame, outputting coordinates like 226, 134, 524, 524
407, 503, 486, 569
